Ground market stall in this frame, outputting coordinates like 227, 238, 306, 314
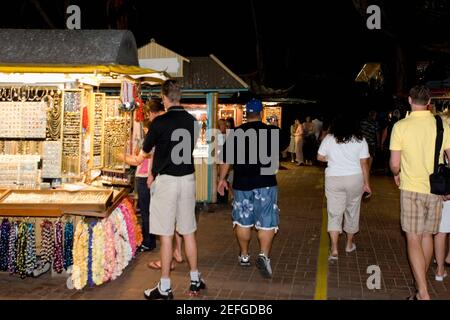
0, 29, 166, 289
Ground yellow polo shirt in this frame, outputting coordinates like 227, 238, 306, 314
390, 111, 450, 194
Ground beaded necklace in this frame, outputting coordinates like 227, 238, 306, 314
0, 219, 10, 271
40, 220, 54, 264
25, 222, 36, 276
7, 222, 17, 274
87, 222, 95, 287
16, 222, 27, 279
53, 220, 64, 273
64, 221, 74, 270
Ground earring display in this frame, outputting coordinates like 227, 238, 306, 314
42, 141, 62, 179
0, 102, 47, 138
0, 155, 41, 189
91, 94, 105, 168
62, 91, 82, 177
103, 97, 131, 171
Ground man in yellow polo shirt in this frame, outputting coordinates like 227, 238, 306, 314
390, 85, 450, 300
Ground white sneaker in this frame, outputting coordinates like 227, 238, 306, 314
256, 253, 272, 278
435, 271, 448, 282
238, 255, 251, 266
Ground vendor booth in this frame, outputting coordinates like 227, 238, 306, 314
0, 29, 166, 289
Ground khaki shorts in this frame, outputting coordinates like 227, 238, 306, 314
149, 173, 196, 236
400, 190, 442, 235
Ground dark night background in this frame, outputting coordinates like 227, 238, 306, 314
0, 0, 449, 120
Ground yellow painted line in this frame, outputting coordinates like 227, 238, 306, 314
314, 206, 329, 300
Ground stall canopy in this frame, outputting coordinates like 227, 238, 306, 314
0, 29, 165, 79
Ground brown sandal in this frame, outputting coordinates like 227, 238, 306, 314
147, 260, 175, 270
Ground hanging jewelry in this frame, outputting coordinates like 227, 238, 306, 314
16, 222, 27, 279
7, 221, 17, 274
53, 220, 64, 274
40, 220, 54, 265
87, 222, 95, 287
25, 222, 36, 276
64, 221, 74, 270
0, 219, 11, 271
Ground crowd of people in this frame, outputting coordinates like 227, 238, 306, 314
121, 79, 449, 301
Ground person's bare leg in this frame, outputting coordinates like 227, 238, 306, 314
160, 235, 174, 280
422, 233, 434, 272
257, 229, 276, 257
434, 233, 447, 277
173, 232, 183, 263
329, 231, 339, 256
346, 233, 355, 251
183, 233, 198, 272
406, 233, 430, 300
235, 226, 252, 256
446, 235, 450, 264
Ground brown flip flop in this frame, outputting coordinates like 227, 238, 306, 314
147, 260, 176, 270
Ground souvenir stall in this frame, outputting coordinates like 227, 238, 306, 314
262, 103, 283, 127
218, 104, 245, 126
0, 29, 166, 289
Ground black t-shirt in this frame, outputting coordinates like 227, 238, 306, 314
143, 106, 199, 177
222, 121, 279, 191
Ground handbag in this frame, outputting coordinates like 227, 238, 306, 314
429, 115, 450, 195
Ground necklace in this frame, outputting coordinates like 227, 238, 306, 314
0, 219, 10, 271
8, 221, 17, 274
63, 221, 74, 270
16, 222, 27, 279
25, 222, 36, 276
53, 220, 64, 274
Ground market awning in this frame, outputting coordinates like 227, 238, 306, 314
0, 29, 168, 82
0, 64, 163, 77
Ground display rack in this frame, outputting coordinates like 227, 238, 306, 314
61, 90, 83, 179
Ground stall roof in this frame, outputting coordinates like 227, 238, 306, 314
0, 29, 162, 76
176, 55, 249, 91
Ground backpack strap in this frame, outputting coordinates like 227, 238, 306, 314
434, 115, 444, 174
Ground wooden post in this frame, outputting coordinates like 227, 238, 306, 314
207, 92, 219, 203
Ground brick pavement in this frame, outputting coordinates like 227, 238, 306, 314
0, 163, 449, 300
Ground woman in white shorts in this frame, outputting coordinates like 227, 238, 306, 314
434, 200, 450, 281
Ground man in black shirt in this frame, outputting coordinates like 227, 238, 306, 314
218, 99, 280, 279
142, 80, 205, 300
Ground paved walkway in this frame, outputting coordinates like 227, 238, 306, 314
1, 163, 450, 300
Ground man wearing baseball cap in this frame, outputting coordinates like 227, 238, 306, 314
218, 98, 280, 279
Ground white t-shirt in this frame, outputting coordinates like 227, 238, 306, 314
318, 134, 370, 177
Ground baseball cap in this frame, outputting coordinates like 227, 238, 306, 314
245, 99, 263, 113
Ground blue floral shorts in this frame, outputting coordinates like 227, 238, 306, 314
232, 186, 279, 232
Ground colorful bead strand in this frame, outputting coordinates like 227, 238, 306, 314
0, 219, 10, 271
53, 220, 64, 273
63, 221, 74, 270
25, 223, 36, 276
8, 222, 17, 274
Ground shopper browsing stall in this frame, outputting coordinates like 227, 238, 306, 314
141, 80, 205, 300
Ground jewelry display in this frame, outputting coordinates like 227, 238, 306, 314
0, 155, 40, 189
45, 94, 62, 141
0, 102, 47, 138
2, 190, 112, 204
62, 91, 82, 177
42, 141, 62, 179
92, 94, 105, 168
103, 118, 131, 170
